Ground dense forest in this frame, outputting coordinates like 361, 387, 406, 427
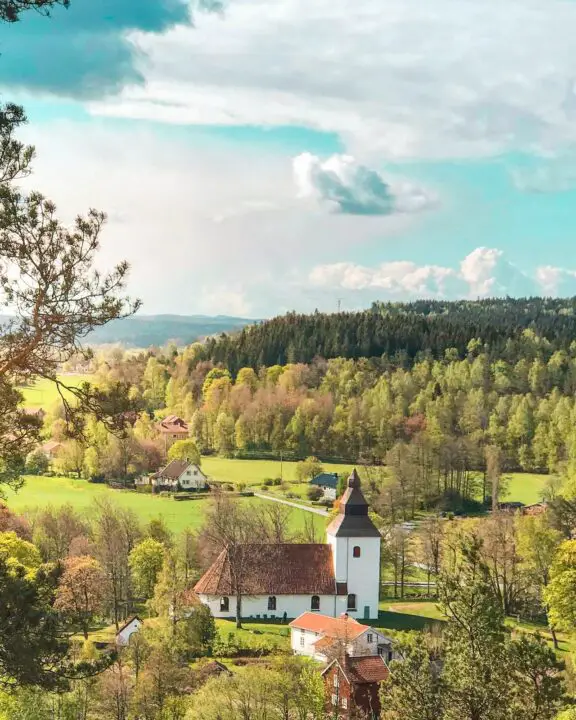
39, 299, 576, 517
201, 298, 576, 372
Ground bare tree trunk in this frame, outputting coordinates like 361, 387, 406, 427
236, 590, 242, 629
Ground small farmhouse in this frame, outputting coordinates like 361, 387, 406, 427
323, 655, 389, 719
137, 459, 207, 492
116, 616, 142, 646
194, 469, 381, 620
41, 440, 64, 461
157, 415, 189, 451
311, 472, 339, 500
289, 612, 394, 662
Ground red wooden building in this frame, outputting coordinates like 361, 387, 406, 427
322, 655, 389, 719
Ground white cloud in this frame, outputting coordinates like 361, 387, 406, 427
536, 265, 576, 296
85, 0, 576, 159
309, 248, 541, 301
293, 153, 434, 215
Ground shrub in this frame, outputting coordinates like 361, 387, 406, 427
263, 478, 274, 486
237, 482, 246, 492
223, 483, 234, 492
307, 486, 323, 501
272, 478, 282, 486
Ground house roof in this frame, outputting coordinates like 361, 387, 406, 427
194, 544, 339, 595
116, 616, 142, 636
311, 473, 339, 489
323, 656, 390, 685
346, 656, 390, 684
152, 459, 194, 480
157, 415, 189, 434
289, 612, 368, 640
326, 470, 381, 538
42, 440, 63, 453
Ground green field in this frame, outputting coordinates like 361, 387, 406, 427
503, 473, 548, 505
5, 475, 327, 536
200, 457, 355, 486
18, 374, 94, 409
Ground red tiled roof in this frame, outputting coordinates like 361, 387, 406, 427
313, 636, 338, 653
346, 656, 389, 684
157, 416, 189, 434
289, 612, 368, 640
194, 544, 337, 595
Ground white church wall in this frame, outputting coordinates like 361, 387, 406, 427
198, 593, 345, 620
326, 534, 381, 620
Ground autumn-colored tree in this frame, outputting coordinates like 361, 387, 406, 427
55, 555, 106, 639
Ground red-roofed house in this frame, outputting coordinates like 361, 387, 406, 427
289, 612, 394, 662
156, 415, 189, 452
323, 655, 390, 719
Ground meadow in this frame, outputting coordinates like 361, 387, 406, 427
18, 374, 94, 409
4, 475, 327, 536
200, 457, 548, 506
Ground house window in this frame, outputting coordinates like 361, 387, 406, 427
300, 636, 305, 647
311, 595, 320, 611
388, 650, 393, 663
220, 597, 229, 612
331, 695, 337, 706
268, 596, 277, 611
353, 545, 361, 558
367, 633, 373, 644
347, 594, 357, 611
333, 674, 339, 687
341, 698, 348, 710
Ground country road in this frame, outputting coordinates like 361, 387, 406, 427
253, 492, 329, 516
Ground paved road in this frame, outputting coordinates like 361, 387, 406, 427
253, 492, 329, 516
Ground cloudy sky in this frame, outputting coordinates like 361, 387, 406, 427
3, 0, 576, 317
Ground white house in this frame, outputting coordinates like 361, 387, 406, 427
116, 616, 142, 646
311, 472, 339, 500
136, 460, 207, 492
194, 469, 381, 620
289, 612, 394, 662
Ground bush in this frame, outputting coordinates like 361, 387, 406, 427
223, 483, 234, 492
272, 478, 282, 486
260, 486, 269, 492
318, 497, 334, 507
236, 482, 246, 492
263, 478, 274, 486
285, 492, 298, 499
307, 486, 323, 501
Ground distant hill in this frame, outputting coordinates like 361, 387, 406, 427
202, 297, 576, 372
85, 314, 257, 348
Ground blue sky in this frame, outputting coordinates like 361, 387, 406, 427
3, 0, 576, 316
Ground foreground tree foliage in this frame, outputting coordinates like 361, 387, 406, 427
0, 0, 67, 22
0, 101, 138, 493
381, 537, 566, 720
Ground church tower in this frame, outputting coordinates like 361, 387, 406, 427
326, 469, 381, 620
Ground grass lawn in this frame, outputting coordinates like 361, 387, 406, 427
503, 472, 549, 505
5, 475, 327, 536
201, 457, 356, 486
18, 374, 94, 409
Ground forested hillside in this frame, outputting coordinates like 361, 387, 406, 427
203, 298, 576, 372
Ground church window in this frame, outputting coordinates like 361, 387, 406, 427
220, 597, 229, 612
353, 545, 361, 558
347, 593, 357, 611
268, 596, 277, 611
311, 595, 320, 611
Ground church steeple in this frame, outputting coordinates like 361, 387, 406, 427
326, 469, 381, 537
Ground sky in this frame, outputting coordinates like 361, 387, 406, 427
3, 0, 576, 317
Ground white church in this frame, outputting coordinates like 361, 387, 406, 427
194, 470, 381, 620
